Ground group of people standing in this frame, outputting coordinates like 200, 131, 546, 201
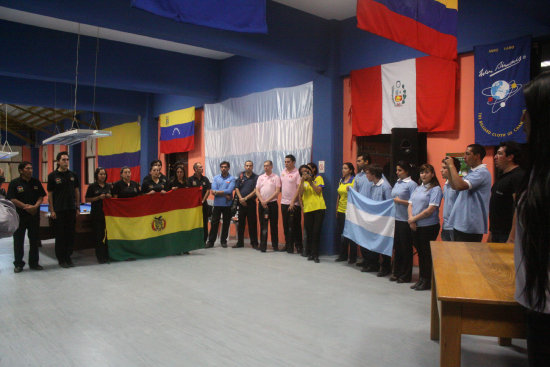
204, 155, 326, 263
334, 140, 524, 292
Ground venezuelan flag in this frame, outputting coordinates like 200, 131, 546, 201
159, 107, 195, 154
357, 0, 458, 61
97, 121, 141, 182
103, 188, 204, 260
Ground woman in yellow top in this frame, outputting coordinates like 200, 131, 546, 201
298, 162, 326, 263
335, 162, 357, 263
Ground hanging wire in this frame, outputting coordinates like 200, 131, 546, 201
53, 82, 61, 134
71, 23, 81, 130
90, 27, 100, 130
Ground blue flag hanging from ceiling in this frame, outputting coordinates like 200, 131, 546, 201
132, 0, 267, 33
474, 36, 530, 146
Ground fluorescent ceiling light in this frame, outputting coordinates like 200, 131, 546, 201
541, 60, 550, 67
43, 129, 112, 146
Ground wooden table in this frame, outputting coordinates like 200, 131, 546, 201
430, 241, 526, 367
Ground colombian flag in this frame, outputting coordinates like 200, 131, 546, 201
159, 107, 195, 154
357, 0, 458, 61
103, 188, 204, 260
97, 121, 141, 183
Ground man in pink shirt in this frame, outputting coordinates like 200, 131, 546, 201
255, 160, 281, 252
280, 154, 303, 254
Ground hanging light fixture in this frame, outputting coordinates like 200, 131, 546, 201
0, 104, 19, 159
43, 25, 111, 145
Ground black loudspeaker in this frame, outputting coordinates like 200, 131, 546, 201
390, 128, 427, 184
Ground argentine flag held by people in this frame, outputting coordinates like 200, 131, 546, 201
343, 190, 396, 257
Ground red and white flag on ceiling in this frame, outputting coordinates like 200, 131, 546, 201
351, 56, 457, 136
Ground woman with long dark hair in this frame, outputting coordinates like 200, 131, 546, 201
335, 162, 357, 263
390, 161, 418, 283
515, 71, 550, 366
407, 164, 442, 291
169, 165, 188, 190
85, 167, 112, 263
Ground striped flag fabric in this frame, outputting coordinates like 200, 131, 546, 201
204, 82, 312, 179
159, 107, 195, 154
343, 190, 395, 257
103, 188, 204, 260
97, 122, 141, 182
351, 56, 456, 136
357, 0, 458, 61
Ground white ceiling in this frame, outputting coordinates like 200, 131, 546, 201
274, 0, 357, 20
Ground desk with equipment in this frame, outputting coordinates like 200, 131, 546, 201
39, 203, 94, 250
430, 241, 526, 367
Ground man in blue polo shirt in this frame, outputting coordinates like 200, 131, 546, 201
352, 152, 374, 269
444, 144, 492, 242
206, 161, 236, 248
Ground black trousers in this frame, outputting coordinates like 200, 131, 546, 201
202, 202, 211, 243
208, 206, 232, 245
336, 212, 357, 261
413, 224, 440, 281
392, 220, 414, 280
490, 231, 509, 243
237, 200, 258, 246
259, 201, 278, 251
54, 210, 76, 263
525, 307, 550, 367
13, 214, 40, 268
360, 247, 379, 267
304, 209, 325, 258
453, 229, 483, 242
281, 204, 303, 253
91, 213, 109, 262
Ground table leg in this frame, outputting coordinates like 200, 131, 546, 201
431, 271, 439, 341
440, 301, 462, 367
498, 337, 512, 346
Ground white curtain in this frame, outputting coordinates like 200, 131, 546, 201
204, 82, 313, 179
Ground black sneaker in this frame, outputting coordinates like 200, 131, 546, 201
30, 265, 44, 270
59, 262, 70, 269
221, 243, 228, 248
66, 259, 75, 267
14, 266, 23, 273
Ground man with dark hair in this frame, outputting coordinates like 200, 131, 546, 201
444, 144, 492, 242
353, 152, 375, 267
440, 156, 461, 241
188, 162, 211, 243
364, 164, 393, 276
281, 154, 303, 254
47, 151, 80, 268
489, 141, 524, 242
256, 160, 281, 252
206, 161, 235, 248
234, 160, 258, 249
7, 161, 46, 272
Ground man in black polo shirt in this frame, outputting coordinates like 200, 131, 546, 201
233, 160, 259, 249
489, 141, 524, 243
7, 162, 46, 273
47, 151, 80, 268
187, 162, 211, 243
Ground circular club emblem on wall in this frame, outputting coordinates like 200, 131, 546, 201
151, 216, 167, 232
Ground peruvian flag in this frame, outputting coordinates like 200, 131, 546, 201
351, 56, 457, 136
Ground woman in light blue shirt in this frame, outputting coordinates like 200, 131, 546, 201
408, 164, 442, 291
390, 161, 418, 283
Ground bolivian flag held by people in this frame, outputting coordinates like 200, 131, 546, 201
159, 106, 195, 154
103, 188, 204, 260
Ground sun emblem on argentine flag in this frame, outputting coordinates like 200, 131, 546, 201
152, 216, 167, 232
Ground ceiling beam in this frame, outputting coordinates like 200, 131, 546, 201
8, 104, 58, 125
